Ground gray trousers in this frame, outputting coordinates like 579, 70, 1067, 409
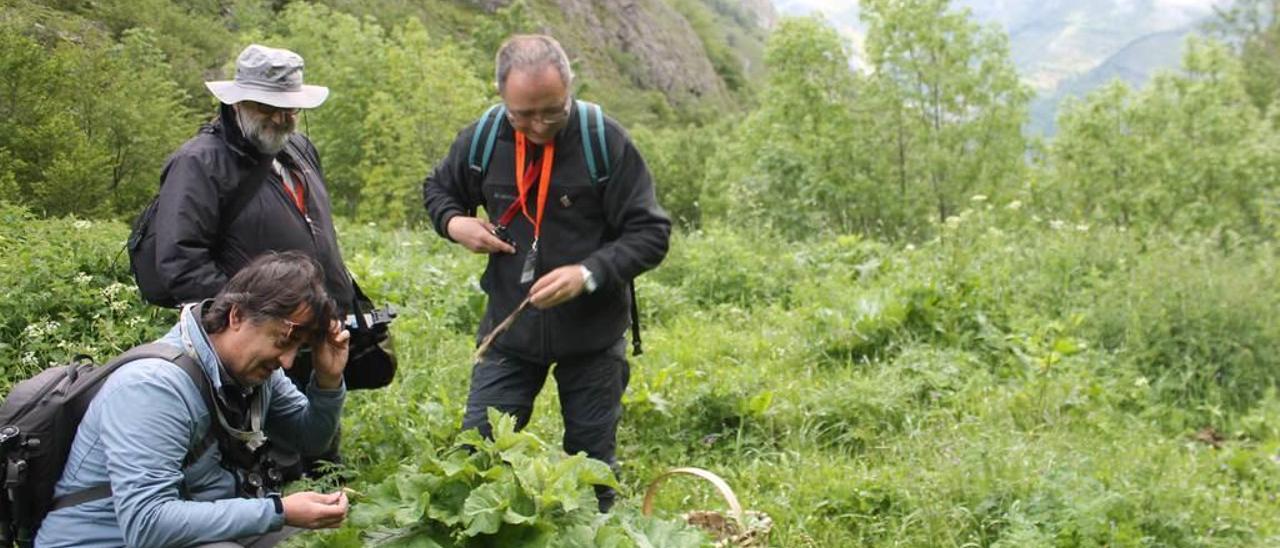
463, 338, 630, 510
195, 526, 301, 547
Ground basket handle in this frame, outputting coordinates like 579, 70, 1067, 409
641, 467, 746, 531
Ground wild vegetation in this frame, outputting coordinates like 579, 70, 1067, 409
2, 0, 1280, 545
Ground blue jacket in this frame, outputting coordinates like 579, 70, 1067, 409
36, 306, 345, 547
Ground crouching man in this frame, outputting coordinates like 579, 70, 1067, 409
37, 251, 350, 547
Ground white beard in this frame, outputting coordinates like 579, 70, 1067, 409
237, 107, 294, 155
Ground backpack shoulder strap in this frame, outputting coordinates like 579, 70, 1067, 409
468, 103, 507, 178
576, 100, 611, 185
49, 344, 217, 511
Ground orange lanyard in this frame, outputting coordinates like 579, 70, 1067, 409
514, 132, 554, 239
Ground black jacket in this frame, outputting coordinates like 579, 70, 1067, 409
152, 104, 354, 311
423, 105, 671, 361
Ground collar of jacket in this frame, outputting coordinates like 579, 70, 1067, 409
173, 301, 265, 408
205, 102, 273, 164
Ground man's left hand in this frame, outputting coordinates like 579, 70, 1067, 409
529, 265, 587, 310
312, 320, 350, 389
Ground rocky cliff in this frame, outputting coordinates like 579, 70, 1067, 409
557, 0, 730, 104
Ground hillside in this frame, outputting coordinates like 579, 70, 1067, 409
4, 0, 774, 125
776, 0, 1228, 133
1029, 27, 1196, 134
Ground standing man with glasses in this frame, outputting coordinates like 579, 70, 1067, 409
144, 44, 354, 475
422, 34, 671, 512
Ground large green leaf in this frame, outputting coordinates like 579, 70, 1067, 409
427, 478, 473, 527
461, 479, 516, 536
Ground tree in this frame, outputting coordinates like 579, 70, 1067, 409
1208, 0, 1280, 113
861, 0, 1031, 225
704, 16, 875, 239
0, 18, 194, 218
1048, 38, 1279, 234
356, 18, 489, 225
264, 3, 489, 223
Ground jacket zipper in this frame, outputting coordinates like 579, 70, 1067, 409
273, 157, 319, 250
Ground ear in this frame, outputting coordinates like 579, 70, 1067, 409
228, 304, 244, 331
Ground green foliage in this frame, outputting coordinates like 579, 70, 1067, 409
664, 0, 752, 93
705, 4, 1030, 240
0, 203, 173, 393
1047, 38, 1279, 235
307, 410, 706, 547
629, 123, 723, 228
0, 17, 196, 218
4, 204, 1280, 546
259, 3, 490, 224
4, 1, 1280, 546
862, 0, 1031, 227
1208, 0, 1280, 114
707, 16, 869, 238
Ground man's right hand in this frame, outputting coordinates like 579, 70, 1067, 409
447, 216, 516, 254
282, 491, 348, 529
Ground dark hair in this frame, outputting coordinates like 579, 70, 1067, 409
201, 251, 337, 340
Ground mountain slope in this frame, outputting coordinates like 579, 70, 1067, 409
775, 0, 1227, 133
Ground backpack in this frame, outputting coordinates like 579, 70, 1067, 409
467, 100, 644, 355
0, 344, 215, 547
126, 133, 306, 308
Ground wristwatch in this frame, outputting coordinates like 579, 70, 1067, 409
579, 265, 598, 293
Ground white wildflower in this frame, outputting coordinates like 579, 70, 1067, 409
74, 272, 93, 286
970, 194, 988, 203
1075, 223, 1090, 232
73, 220, 92, 230
1049, 219, 1066, 230
101, 282, 129, 299
23, 321, 60, 339
1006, 200, 1023, 211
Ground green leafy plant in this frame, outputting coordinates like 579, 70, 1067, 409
313, 410, 708, 547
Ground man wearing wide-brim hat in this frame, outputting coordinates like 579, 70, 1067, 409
115, 44, 357, 543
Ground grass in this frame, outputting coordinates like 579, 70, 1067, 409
4, 201, 1279, 545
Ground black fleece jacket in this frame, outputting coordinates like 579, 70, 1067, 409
423, 105, 671, 361
152, 104, 354, 311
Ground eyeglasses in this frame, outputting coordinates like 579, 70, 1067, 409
505, 97, 572, 126
275, 317, 317, 348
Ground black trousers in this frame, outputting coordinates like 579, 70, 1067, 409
463, 338, 630, 510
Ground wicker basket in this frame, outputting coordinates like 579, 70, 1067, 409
642, 467, 773, 547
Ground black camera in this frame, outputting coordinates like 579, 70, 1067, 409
345, 304, 397, 331
491, 225, 516, 250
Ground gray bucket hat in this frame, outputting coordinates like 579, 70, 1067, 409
204, 44, 329, 109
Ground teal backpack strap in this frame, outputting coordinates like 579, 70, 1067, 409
573, 100, 640, 353
468, 103, 506, 177
576, 100, 611, 185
